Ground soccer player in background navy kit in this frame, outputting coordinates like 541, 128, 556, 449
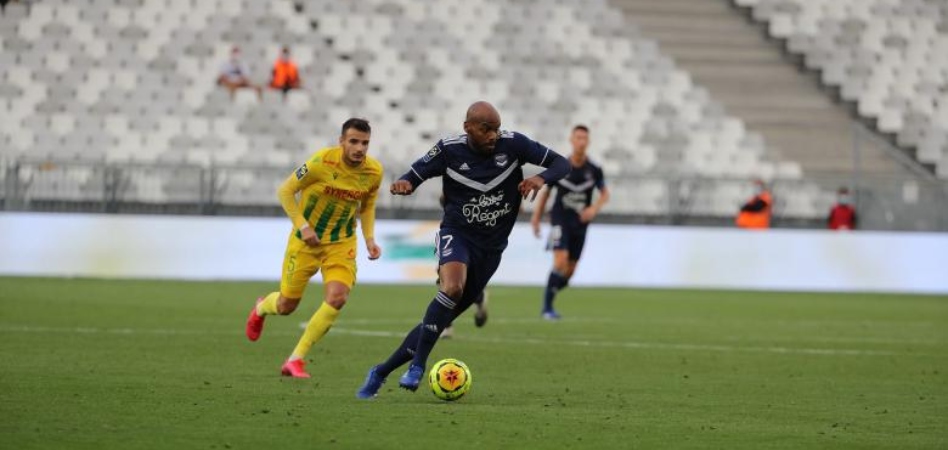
357, 101, 570, 398
530, 125, 610, 320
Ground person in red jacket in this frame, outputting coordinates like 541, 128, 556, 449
827, 187, 857, 230
270, 46, 301, 99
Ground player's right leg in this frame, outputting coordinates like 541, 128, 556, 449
543, 251, 571, 320
543, 225, 588, 319
400, 242, 502, 391
246, 293, 301, 341
543, 224, 567, 318
437, 265, 456, 339
398, 260, 467, 390
246, 239, 315, 342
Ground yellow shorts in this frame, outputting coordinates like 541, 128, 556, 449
279, 235, 357, 299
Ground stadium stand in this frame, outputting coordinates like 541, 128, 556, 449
609, 0, 914, 176
0, 0, 938, 223
737, 0, 948, 178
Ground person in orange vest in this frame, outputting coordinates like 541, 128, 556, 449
735, 178, 772, 229
827, 187, 857, 230
270, 46, 301, 98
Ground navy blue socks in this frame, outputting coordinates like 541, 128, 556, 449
543, 271, 569, 312
410, 291, 458, 368
376, 324, 421, 377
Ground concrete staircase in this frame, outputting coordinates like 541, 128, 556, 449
608, 0, 911, 175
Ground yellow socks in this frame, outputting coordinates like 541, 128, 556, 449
257, 293, 341, 361
290, 302, 340, 361
256, 292, 280, 316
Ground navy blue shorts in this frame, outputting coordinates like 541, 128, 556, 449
436, 228, 502, 311
548, 223, 588, 261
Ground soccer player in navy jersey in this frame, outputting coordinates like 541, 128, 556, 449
530, 125, 610, 320
356, 101, 570, 398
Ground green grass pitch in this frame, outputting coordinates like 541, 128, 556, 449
1, 277, 946, 449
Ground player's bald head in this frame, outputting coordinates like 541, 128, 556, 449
465, 101, 500, 125
463, 101, 501, 153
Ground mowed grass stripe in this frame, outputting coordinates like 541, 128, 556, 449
0, 277, 945, 449
0, 324, 928, 357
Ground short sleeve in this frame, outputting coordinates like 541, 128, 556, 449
595, 165, 606, 189
513, 132, 554, 167
401, 141, 448, 187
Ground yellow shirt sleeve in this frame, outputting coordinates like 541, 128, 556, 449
277, 158, 319, 230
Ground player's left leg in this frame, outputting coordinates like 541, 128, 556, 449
442, 289, 488, 338
282, 280, 348, 377
283, 243, 356, 378
473, 290, 488, 327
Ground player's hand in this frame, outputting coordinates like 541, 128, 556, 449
531, 218, 542, 238
580, 206, 598, 224
518, 176, 545, 201
300, 226, 320, 247
366, 238, 382, 260
390, 180, 414, 196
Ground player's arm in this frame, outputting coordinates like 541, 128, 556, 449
391, 142, 448, 196
360, 180, 382, 260
530, 187, 551, 238
516, 134, 570, 201
277, 160, 321, 246
580, 186, 610, 224
581, 169, 611, 223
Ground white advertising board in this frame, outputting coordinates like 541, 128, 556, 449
1, 213, 946, 294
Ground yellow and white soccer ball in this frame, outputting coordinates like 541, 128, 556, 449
428, 358, 472, 401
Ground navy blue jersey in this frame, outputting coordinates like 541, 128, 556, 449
400, 130, 569, 250
549, 160, 606, 228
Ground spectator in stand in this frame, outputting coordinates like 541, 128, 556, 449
270, 46, 301, 99
217, 46, 261, 100
735, 178, 772, 229
827, 187, 857, 230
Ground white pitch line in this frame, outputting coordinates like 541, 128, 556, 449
337, 317, 623, 325
0, 325, 299, 338
324, 317, 942, 331
0, 324, 934, 358
725, 334, 945, 346
331, 327, 915, 357
321, 319, 946, 346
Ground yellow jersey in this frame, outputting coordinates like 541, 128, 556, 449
277, 146, 383, 244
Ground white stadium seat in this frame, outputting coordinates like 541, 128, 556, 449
747, 0, 948, 177
0, 0, 839, 215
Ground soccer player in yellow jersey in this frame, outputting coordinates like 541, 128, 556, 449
245, 118, 384, 378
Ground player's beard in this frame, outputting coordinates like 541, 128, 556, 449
344, 151, 365, 166
473, 140, 495, 154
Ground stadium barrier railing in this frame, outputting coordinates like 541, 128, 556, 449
1, 156, 946, 231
